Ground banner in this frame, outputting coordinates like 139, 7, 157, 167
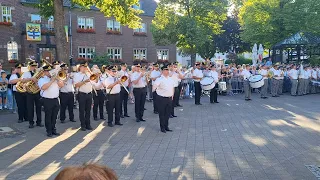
65, 25, 69, 42
26, 23, 41, 41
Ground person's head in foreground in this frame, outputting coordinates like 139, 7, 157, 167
54, 163, 118, 180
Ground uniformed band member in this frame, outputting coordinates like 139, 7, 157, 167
241, 65, 252, 101
303, 66, 310, 95
192, 62, 204, 105
278, 67, 284, 95
271, 65, 280, 97
91, 69, 105, 121
102, 65, 110, 112
21, 61, 43, 128
297, 65, 305, 96
9, 63, 27, 123
118, 63, 130, 118
74, 62, 93, 131
131, 63, 147, 122
153, 64, 174, 133
59, 63, 76, 123
150, 63, 161, 114
288, 65, 298, 96
259, 65, 269, 99
104, 66, 123, 127
208, 65, 219, 103
38, 65, 64, 137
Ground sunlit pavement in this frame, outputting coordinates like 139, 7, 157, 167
0, 94, 319, 180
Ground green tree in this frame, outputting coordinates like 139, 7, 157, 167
151, 0, 227, 65
91, 53, 110, 67
36, 0, 143, 66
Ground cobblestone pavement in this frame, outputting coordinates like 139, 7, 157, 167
0, 94, 319, 180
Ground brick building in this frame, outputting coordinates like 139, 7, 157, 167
0, 0, 176, 69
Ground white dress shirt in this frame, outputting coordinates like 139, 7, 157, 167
104, 76, 121, 94
92, 79, 104, 90
312, 70, 318, 79
153, 75, 175, 97
305, 69, 312, 79
9, 73, 18, 92
298, 69, 305, 79
21, 71, 32, 79
288, 69, 298, 79
273, 69, 281, 79
241, 69, 251, 80
131, 72, 146, 88
150, 70, 161, 85
73, 72, 93, 93
192, 69, 203, 82
60, 74, 74, 93
208, 70, 219, 83
38, 76, 60, 98
260, 69, 268, 80
118, 70, 129, 87
170, 71, 180, 87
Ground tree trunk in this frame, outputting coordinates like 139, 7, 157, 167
54, 0, 69, 65
190, 53, 196, 66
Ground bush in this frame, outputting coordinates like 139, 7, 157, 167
309, 56, 320, 66
236, 55, 252, 65
92, 53, 110, 66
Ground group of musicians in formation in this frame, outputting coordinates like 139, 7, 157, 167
6, 60, 320, 137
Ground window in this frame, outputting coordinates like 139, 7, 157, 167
78, 47, 95, 59
157, 49, 169, 60
106, 20, 121, 32
107, 48, 122, 59
31, 14, 41, 23
133, 48, 147, 60
2, 6, 12, 22
77, 17, 94, 29
7, 41, 18, 60
47, 16, 54, 29
134, 23, 146, 33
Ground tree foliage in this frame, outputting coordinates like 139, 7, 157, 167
151, 0, 227, 65
92, 52, 110, 66
239, 0, 320, 48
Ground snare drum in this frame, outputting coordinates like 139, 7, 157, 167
218, 82, 227, 91
249, 75, 264, 88
200, 77, 215, 91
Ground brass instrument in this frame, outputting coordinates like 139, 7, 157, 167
267, 70, 274, 78
116, 75, 130, 94
85, 66, 98, 96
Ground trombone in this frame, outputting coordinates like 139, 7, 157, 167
85, 66, 98, 96
116, 75, 130, 94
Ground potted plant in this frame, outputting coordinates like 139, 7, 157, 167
9, 59, 18, 63
133, 32, 147, 36
106, 30, 121, 35
0, 21, 13, 26
76, 28, 96, 33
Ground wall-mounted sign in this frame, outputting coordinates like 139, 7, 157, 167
26, 23, 41, 41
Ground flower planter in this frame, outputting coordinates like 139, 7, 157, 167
133, 32, 147, 36
9, 59, 18, 63
77, 57, 92, 61
76, 28, 96, 34
0, 22, 13, 26
106, 30, 122, 35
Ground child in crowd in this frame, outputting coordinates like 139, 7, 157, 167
0, 71, 8, 110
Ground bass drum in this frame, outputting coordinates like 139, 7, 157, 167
249, 75, 264, 88
200, 77, 215, 91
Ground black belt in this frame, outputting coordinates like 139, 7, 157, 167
159, 96, 171, 99
60, 92, 74, 94
134, 87, 145, 89
79, 92, 92, 94
109, 93, 120, 96
43, 97, 58, 100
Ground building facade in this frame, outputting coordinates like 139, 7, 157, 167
0, 0, 176, 69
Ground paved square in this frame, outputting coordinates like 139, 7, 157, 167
0, 94, 319, 180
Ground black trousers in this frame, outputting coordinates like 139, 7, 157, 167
210, 84, 219, 103
158, 96, 172, 130
133, 87, 146, 120
153, 91, 158, 112
78, 92, 92, 129
194, 82, 201, 104
14, 91, 27, 121
43, 98, 59, 134
107, 93, 121, 124
120, 87, 129, 116
173, 87, 179, 107
176, 83, 182, 105
60, 92, 74, 121
93, 90, 105, 119
26, 93, 42, 125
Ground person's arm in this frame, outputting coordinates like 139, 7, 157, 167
107, 79, 120, 89
40, 78, 56, 90
2, 78, 8, 84
132, 73, 143, 85
9, 74, 19, 84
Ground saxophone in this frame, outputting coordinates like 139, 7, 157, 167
267, 70, 274, 78
16, 72, 27, 93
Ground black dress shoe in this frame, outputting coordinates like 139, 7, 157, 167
47, 133, 53, 137
154, 111, 159, 114
61, 120, 65, 124
136, 119, 140, 122
93, 117, 98, 121
37, 124, 44, 127
195, 103, 202, 105
86, 126, 93, 130
161, 129, 166, 133
100, 117, 106, 120
70, 119, 76, 122
18, 120, 23, 123
52, 131, 60, 136
120, 115, 124, 118
165, 128, 173, 132
169, 115, 174, 118
29, 124, 34, 128
140, 119, 146, 122
177, 104, 183, 107
210, 102, 214, 104
80, 127, 86, 131
173, 105, 177, 108
172, 115, 177, 117
108, 124, 114, 127
124, 114, 130, 117
214, 101, 219, 103
245, 99, 250, 101
115, 123, 123, 126
144, 108, 147, 110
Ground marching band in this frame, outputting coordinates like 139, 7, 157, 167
3, 59, 320, 137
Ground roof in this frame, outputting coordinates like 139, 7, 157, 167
274, 32, 320, 48
20, 0, 157, 17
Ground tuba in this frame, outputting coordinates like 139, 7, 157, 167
25, 59, 51, 94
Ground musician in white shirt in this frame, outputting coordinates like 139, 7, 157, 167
297, 65, 305, 96
208, 65, 219, 103
150, 63, 161, 114
153, 64, 174, 133
271, 65, 280, 97
59, 63, 76, 123
38, 65, 64, 137
73, 62, 93, 131
304, 66, 312, 95
91, 68, 105, 121
311, 67, 318, 94
131, 63, 147, 122
118, 63, 130, 118
288, 65, 298, 96
104, 66, 123, 127
241, 65, 252, 101
259, 65, 269, 99
192, 62, 204, 105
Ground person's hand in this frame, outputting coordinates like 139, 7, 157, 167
32, 77, 37, 82
84, 79, 90, 83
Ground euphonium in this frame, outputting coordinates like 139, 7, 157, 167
267, 70, 274, 78
25, 69, 44, 94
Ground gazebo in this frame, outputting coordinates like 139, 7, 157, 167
272, 32, 320, 63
